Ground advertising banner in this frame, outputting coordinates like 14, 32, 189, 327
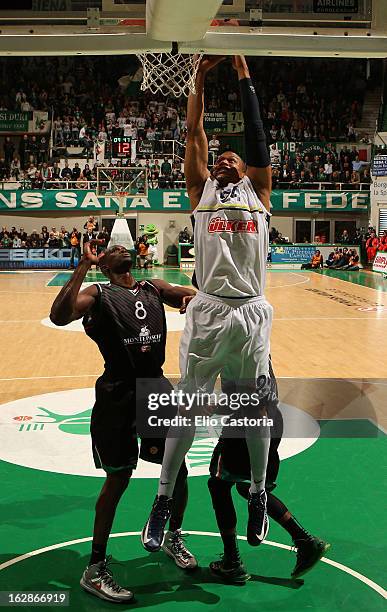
0, 248, 72, 269
0, 190, 369, 213
373, 251, 387, 274
204, 112, 227, 133
0, 112, 29, 132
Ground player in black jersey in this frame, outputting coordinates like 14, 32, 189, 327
50, 241, 196, 604
208, 374, 330, 584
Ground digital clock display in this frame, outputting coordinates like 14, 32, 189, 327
112, 136, 131, 157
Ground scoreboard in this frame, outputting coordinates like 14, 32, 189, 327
112, 136, 131, 158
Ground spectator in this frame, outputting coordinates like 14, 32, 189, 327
84, 216, 98, 234
12, 234, 21, 248
340, 250, 360, 271
3, 137, 15, 168
331, 248, 350, 268
208, 133, 220, 162
136, 235, 152, 269
379, 230, 387, 252
61, 160, 72, 184
72, 162, 81, 183
97, 227, 109, 255
301, 250, 323, 269
161, 157, 172, 177
69, 227, 81, 269
1, 233, 12, 248
325, 250, 336, 267
366, 232, 379, 263
41, 226, 49, 245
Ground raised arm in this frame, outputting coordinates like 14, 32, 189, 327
185, 56, 225, 210
232, 56, 272, 210
150, 279, 196, 313
49, 240, 104, 325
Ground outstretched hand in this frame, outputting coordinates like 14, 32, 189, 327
83, 239, 106, 266
197, 55, 225, 75
232, 55, 250, 77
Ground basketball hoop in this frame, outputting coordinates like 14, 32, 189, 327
136, 44, 203, 98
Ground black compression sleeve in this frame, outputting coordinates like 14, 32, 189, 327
239, 77, 270, 168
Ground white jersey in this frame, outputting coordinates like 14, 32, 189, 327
193, 176, 270, 298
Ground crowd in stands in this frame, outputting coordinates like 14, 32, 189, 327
0, 55, 377, 188
212, 57, 369, 142
269, 226, 387, 265
301, 247, 362, 271
366, 230, 387, 262
270, 143, 371, 189
0, 216, 110, 267
1, 157, 186, 190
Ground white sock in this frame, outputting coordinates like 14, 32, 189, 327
157, 424, 196, 498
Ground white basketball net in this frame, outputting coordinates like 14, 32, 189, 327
136, 52, 203, 98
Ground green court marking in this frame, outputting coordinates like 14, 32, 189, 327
48, 268, 192, 287
316, 269, 387, 292
0, 434, 385, 610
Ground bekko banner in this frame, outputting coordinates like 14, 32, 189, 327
0, 190, 369, 212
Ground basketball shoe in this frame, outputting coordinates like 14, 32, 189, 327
80, 556, 133, 603
141, 495, 173, 552
247, 490, 269, 546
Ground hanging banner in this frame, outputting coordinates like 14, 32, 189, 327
29, 111, 50, 134
371, 178, 387, 201
0, 189, 369, 212
227, 111, 244, 133
204, 112, 227, 133
275, 141, 370, 162
0, 112, 29, 132
372, 155, 387, 177
139, 140, 154, 155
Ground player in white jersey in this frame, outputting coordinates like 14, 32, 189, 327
142, 55, 274, 556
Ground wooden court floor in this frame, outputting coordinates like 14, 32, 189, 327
0, 268, 386, 611
0, 267, 386, 430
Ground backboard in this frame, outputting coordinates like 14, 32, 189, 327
0, 0, 385, 58
96, 166, 148, 198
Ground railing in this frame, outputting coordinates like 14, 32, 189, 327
0, 179, 186, 191
275, 181, 371, 191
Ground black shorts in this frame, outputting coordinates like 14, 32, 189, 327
209, 403, 284, 490
91, 373, 174, 474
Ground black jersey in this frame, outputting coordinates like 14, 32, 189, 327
83, 280, 166, 383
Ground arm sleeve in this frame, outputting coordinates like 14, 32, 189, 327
239, 77, 270, 168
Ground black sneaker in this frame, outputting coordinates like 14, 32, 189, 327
141, 495, 172, 553
247, 490, 269, 546
291, 536, 331, 578
210, 556, 250, 584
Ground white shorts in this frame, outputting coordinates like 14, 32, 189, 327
179, 291, 273, 394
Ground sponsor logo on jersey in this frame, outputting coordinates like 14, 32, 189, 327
139, 325, 150, 338
219, 185, 241, 202
208, 216, 258, 234
123, 331, 161, 345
